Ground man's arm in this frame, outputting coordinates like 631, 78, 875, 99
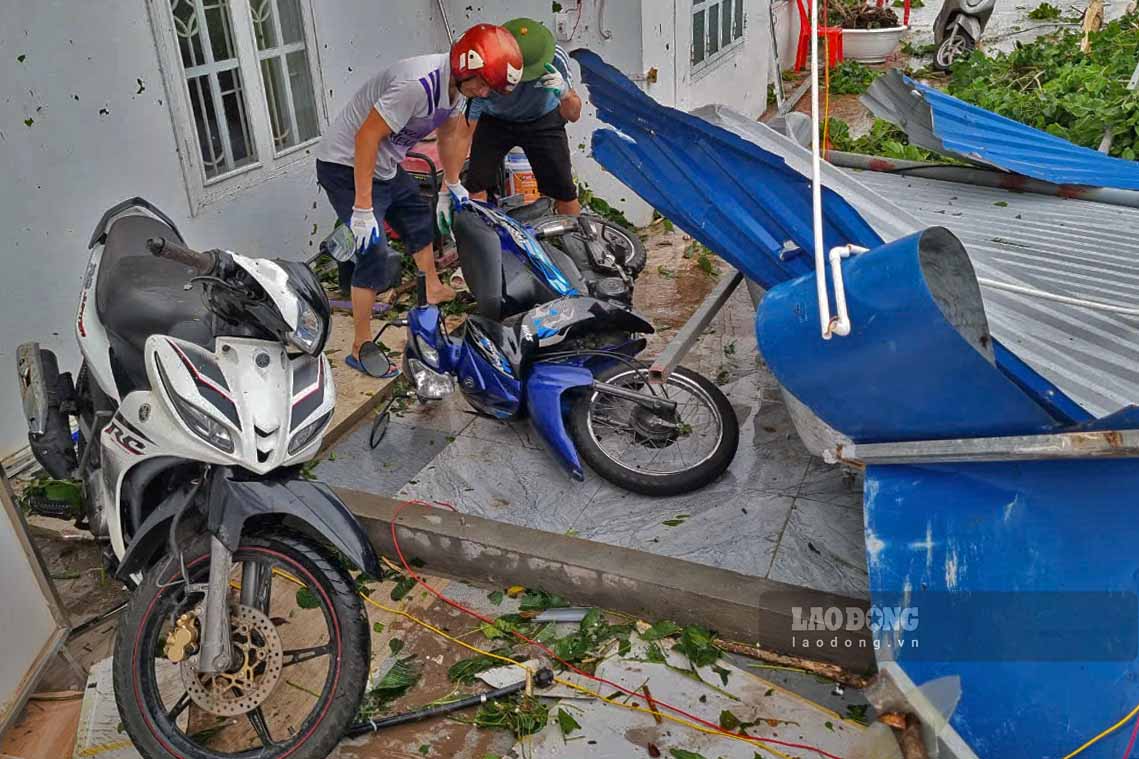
559, 89, 582, 123
437, 113, 477, 186
354, 109, 393, 208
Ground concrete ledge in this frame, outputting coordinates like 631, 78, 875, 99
338, 488, 875, 674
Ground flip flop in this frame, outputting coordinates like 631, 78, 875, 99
449, 267, 470, 294
345, 351, 400, 379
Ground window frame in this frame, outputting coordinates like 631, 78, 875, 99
145, 0, 328, 213
691, 0, 746, 78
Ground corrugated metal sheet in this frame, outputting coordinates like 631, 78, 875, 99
698, 108, 1138, 421
854, 170, 1139, 417
863, 70, 1139, 191
571, 50, 882, 288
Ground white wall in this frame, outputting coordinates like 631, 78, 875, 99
0, 0, 444, 458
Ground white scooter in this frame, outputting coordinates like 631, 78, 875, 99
932, 0, 996, 70
17, 197, 375, 759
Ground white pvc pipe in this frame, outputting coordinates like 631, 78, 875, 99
809, 0, 830, 340
977, 278, 1139, 317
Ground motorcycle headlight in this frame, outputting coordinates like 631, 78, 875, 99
289, 300, 326, 355
416, 334, 440, 368
157, 363, 234, 453
289, 409, 333, 455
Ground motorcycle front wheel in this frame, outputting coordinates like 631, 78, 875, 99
568, 363, 739, 496
113, 530, 369, 759
933, 27, 974, 70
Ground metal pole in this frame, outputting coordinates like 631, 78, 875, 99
436, 0, 455, 44
825, 149, 1139, 210
649, 269, 744, 382
1099, 58, 1139, 153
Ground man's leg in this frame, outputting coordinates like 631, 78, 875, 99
316, 160, 378, 360
465, 116, 515, 204
387, 167, 454, 304
520, 111, 580, 215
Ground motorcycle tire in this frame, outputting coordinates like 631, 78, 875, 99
933, 30, 975, 71
567, 362, 739, 496
113, 529, 369, 759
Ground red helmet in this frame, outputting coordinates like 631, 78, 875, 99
450, 24, 524, 93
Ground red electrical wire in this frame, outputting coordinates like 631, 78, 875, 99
390, 500, 845, 759
1121, 712, 1139, 759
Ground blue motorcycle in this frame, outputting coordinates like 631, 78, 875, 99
383, 200, 738, 496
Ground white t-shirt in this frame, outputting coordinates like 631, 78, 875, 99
317, 53, 465, 181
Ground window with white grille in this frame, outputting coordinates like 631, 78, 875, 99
154, 0, 326, 208
692, 0, 745, 73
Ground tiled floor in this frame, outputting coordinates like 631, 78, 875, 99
319, 286, 870, 599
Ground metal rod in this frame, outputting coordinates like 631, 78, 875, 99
649, 269, 744, 383
842, 429, 1139, 465
591, 381, 677, 412
1099, 58, 1139, 153
344, 668, 554, 737
436, 0, 455, 44
826, 150, 1139, 210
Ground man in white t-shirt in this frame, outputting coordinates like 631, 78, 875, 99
316, 24, 523, 375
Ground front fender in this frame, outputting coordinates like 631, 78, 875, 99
526, 363, 595, 481
117, 471, 382, 580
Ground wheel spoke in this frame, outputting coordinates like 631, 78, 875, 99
247, 707, 276, 747
281, 643, 332, 668
167, 691, 191, 722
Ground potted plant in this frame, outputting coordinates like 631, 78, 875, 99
829, 0, 907, 63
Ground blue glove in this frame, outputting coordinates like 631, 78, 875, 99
350, 207, 381, 256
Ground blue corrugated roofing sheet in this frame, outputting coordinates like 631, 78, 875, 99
863, 70, 1139, 190
571, 49, 883, 290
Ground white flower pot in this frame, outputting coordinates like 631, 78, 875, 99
842, 26, 908, 63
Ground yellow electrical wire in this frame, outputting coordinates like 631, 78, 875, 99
270, 568, 821, 758
1061, 701, 1139, 759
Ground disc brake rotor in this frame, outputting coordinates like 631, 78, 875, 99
180, 604, 284, 717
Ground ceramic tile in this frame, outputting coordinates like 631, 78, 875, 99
387, 394, 478, 435
573, 485, 794, 576
796, 456, 864, 510
317, 419, 452, 496
768, 497, 870, 599
396, 435, 603, 534
460, 414, 545, 450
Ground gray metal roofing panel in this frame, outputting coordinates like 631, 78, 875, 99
854, 170, 1139, 417
863, 70, 1139, 191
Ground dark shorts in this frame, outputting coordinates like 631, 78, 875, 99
316, 160, 434, 291
465, 109, 577, 202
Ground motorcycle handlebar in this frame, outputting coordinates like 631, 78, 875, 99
146, 237, 216, 275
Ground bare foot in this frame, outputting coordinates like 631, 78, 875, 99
427, 283, 456, 305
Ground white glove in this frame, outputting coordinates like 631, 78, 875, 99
350, 207, 381, 256
436, 182, 470, 236
539, 63, 569, 101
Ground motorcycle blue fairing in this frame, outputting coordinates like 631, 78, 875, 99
525, 362, 593, 480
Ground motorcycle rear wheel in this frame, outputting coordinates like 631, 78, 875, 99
568, 363, 739, 495
113, 530, 369, 759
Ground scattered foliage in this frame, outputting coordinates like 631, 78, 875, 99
469, 695, 550, 737
826, 117, 948, 162
447, 648, 518, 684
357, 656, 421, 718
1027, 2, 1062, 20
947, 15, 1139, 159
828, 61, 881, 95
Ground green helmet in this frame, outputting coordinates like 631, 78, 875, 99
503, 17, 556, 82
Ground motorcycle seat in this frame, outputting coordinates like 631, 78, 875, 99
96, 215, 212, 394
505, 197, 556, 224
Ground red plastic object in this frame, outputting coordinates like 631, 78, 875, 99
794, 0, 844, 71
875, 0, 911, 26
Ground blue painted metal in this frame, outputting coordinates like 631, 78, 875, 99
864, 70, 1139, 191
756, 229, 1062, 441
865, 460, 1139, 758
573, 50, 1093, 428
572, 50, 884, 290
471, 202, 579, 297
525, 362, 594, 480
